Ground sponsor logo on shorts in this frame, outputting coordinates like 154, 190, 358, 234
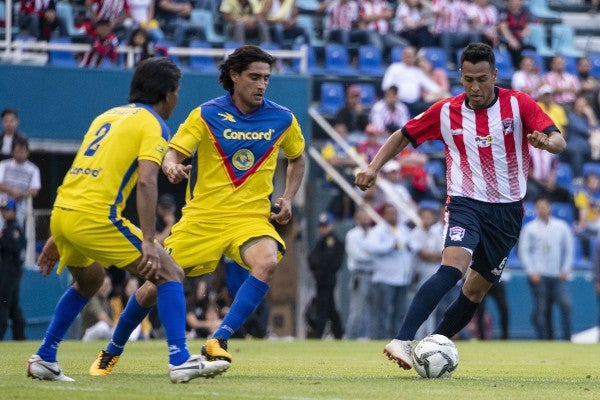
491, 257, 507, 276
449, 226, 465, 241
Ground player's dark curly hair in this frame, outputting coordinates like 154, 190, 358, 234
128, 57, 182, 104
460, 42, 495, 69
219, 45, 275, 94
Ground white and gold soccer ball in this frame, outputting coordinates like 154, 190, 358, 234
411, 334, 459, 378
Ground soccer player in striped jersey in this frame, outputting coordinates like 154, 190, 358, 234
355, 42, 566, 370
28, 57, 229, 383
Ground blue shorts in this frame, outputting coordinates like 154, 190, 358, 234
443, 196, 523, 283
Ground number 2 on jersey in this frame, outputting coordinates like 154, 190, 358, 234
84, 123, 111, 156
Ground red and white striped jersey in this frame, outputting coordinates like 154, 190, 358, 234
358, 0, 392, 34
402, 87, 558, 203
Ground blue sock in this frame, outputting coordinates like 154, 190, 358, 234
213, 275, 269, 340
157, 281, 190, 366
434, 290, 479, 339
107, 291, 152, 356
396, 265, 463, 340
37, 287, 89, 362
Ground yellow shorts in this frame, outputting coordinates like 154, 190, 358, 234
164, 216, 285, 277
51, 207, 143, 272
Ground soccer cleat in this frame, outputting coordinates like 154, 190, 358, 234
89, 350, 120, 376
201, 338, 232, 362
383, 339, 414, 370
168, 355, 230, 383
27, 355, 75, 382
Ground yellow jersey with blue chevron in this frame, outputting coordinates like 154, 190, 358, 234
169, 94, 304, 221
54, 103, 170, 216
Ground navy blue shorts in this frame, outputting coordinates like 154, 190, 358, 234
443, 196, 523, 283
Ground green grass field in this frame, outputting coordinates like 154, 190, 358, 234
2, 339, 599, 400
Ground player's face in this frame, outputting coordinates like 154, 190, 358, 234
460, 61, 497, 110
231, 61, 271, 114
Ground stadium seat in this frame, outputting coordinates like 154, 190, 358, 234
47, 37, 78, 68
573, 236, 591, 270
156, 40, 189, 71
296, 0, 320, 12
296, 14, 325, 48
522, 201, 536, 225
551, 24, 585, 57
0, 1, 20, 36
355, 83, 377, 107
55, 2, 86, 38
555, 162, 574, 192
589, 53, 600, 79
562, 55, 578, 75
318, 82, 345, 115
583, 162, 600, 178
324, 44, 358, 76
528, 0, 561, 21
450, 85, 463, 96
357, 45, 385, 77
190, 9, 225, 46
420, 46, 448, 70
390, 46, 404, 63
291, 44, 323, 75
552, 202, 575, 226
521, 49, 547, 73
507, 245, 522, 269
419, 140, 445, 155
494, 49, 514, 81
189, 40, 218, 73
424, 160, 445, 181
523, 23, 555, 57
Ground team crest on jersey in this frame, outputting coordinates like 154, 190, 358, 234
492, 257, 507, 276
218, 112, 236, 122
502, 118, 514, 135
475, 135, 493, 147
232, 149, 255, 171
449, 226, 465, 241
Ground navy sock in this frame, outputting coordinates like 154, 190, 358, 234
395, 265, 463, 340
107, 291, 152, 356
213, 275, 269, 340
157, 281, 190, 366
37, 287, 89, 362
434, 290, 480, 339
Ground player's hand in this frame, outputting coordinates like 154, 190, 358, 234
37, 236, 59, 276
354, 167, 378, 191
270, 197, 292, 225
527, 131, 549, 150
163, 162, 192, 184
138, 240, 161, 280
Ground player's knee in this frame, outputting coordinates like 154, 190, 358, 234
136, 281, 158, 307
251, 258, 278, 282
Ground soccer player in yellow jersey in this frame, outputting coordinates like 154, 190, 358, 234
27, 57, 229, 383
88, 44, 306, 374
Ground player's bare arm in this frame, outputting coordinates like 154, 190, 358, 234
527, 130, 566, 154
162, 148, 192, 184
355, 130, 411, 191
271, 152, 306, 225
137, 160, 161, 279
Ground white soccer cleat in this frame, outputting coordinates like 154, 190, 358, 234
168, 354, 230, 383
383, 339, 414, 370
27, 354, 75, 382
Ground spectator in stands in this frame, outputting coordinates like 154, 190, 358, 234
430, 0, 479, 67
592, 231, 600, 342
574, 171, 600, 256
220, 0, 271, 45
334, 84, 370, 137
511, 55, 543, 99
577, 57, 600, 118
357, 123, 385, 163
357, 0, 407, 55
497, 0, 536, 69
263, 0, 310, 48
381, 46, 441, 116
128, 0, 165, 42
589, 0, 599, 14
18, 0, 68, 41
397, 145, 435, 203
378, 159, 417, 226
563, 95, 598, 178
318, 0, 378, 48
416, 50, 451, 103
126, 27, 168, 66
366, 203, 413, 339
519, 196, 573, 341
79, 19, 120, 68
111, 275, 151, 340
156, 0, 207, 46
525, 145, 572, 204
466, 0, 499, 48
344, 207, 375, 339
0, 109, 27, 162
80, 274, 115, 341
85, 0, 132, 40
0, 136, 41, 229
392, 0, 435, 49
185, 277, 222, 339
543, 55, 581, 107
536, 85, 568, 139
369, 85, 410, 136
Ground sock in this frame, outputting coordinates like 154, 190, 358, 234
434, 290, 480, 339
213, 275, 269, 340
156, 281, 190, 366
395, 265, 463, 340
107, 291, 152, 356
37, 287, 89, 362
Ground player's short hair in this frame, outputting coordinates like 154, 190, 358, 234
219, 45, 275, 94
128, 57, 182, 105
460, 42, 495, 69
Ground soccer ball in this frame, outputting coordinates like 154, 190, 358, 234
411, 334, 459, 379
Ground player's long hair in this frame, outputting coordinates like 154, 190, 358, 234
219, 45, 275, 94
128, 57, 182, 104
460, 42, 495, 69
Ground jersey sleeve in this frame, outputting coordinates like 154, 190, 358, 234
279, 114, 305, 159
401, 100, 445, 147
518, 93, 560, 135
169, 107, 205, 157
138, 117, 169, 166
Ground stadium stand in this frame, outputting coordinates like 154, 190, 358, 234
190, 9, 225, 47
324, 44, 358, 76
318, 82, 345, 115
189, 40, 219, 73
357, 45, 385, 77
47, 37, 78, 67
551, 24, 585, 57
523, 23, 556, 57
355, 82, 377, 108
